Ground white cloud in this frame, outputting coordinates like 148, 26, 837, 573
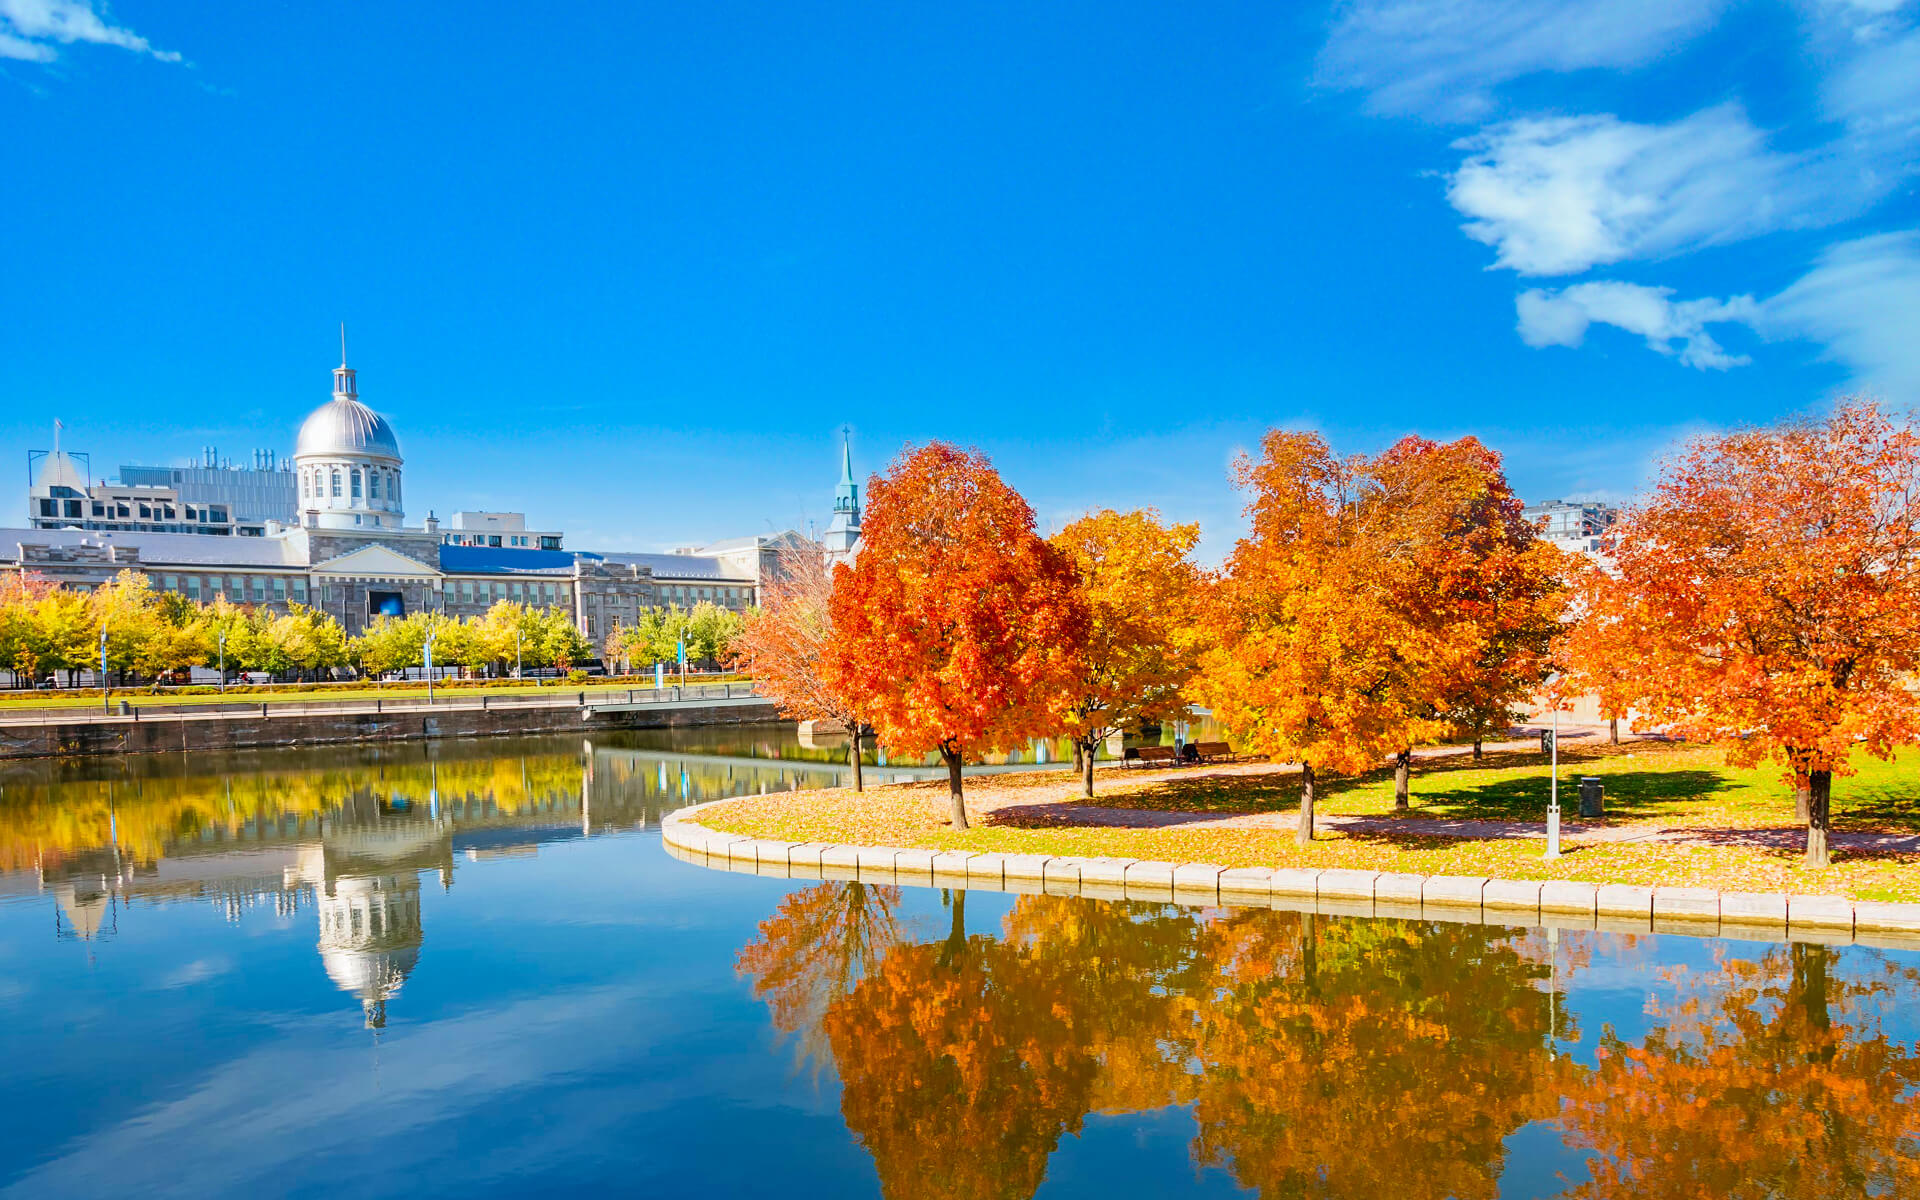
1316, 0, 1726, 120
1514, 233, 1920, 392
1516, 281, 1759, 369
1762, 231, 1920, 395
0, 0, 179, 63
1449, 105, 1862, 276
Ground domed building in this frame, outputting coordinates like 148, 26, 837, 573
293, 358, 405, 531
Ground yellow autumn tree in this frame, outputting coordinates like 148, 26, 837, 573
1050, 509, 1205, 796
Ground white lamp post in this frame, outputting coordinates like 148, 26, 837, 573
1543, 671, 1563, 860
218, 628, 227, 694
99, 626, 110, 714
515, 626, 523, 681
424, 624, 438, 703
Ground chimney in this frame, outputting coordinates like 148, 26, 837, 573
423, 511, 439, 534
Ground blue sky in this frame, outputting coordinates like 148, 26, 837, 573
5, 0, 1916, 558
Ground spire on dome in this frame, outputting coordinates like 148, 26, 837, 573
824, 429, 862, 556
838, 426, 855, 487
333, 325, 357, 400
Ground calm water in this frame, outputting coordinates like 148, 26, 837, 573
2, 726, 1916, 1198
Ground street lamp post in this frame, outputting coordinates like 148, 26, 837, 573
1543, 672, 1563, 860
99, 627, 109, 714
515, 626, 522, 681
424, 625, 438, 704
218, 628, 227, 694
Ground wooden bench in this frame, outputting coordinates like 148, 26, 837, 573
1191, 741, 1236, 763
1135, 746, 1181, 768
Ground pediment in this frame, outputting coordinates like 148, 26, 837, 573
311, 543, 441, 577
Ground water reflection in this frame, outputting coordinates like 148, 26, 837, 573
0, 725, 845, 1027
739, 884, 1920, 1200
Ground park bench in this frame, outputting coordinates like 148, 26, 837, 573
1191, 741, 1236, 763
1135, 746, 1180, 768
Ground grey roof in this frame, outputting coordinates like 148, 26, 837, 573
295, 398, 401, 461
0, 527, 303, 568
438, 545, 577, 576
592, 551, 752, 582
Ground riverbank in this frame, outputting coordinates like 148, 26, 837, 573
0, 690, 779, 759
680, 739, 1920, 903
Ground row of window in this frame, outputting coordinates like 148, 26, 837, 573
157, 573, 306, 605
301, 465, 400, 507
657, 583, 748, 605
454, 579, 567, 607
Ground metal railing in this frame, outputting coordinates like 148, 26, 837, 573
0, 682, 761, 727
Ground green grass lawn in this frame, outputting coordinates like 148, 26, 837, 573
696, 738, 1920, 901
0, 676, 749, 712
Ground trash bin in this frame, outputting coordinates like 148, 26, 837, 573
1579, 776, 1604, 818
117, 700, 130, 716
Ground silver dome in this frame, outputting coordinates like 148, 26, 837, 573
295, 398, 402, 461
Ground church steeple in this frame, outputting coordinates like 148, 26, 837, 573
833, 428, 858, 517
823, 428, 862, 557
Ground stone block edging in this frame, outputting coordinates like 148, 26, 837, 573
658, 802, 1920, 949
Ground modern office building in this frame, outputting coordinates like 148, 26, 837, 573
1522, 499, 1618, 555
6, 351, 842, 645
29, 428, 297, 538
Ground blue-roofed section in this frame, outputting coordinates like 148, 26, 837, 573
594, 552, 750, 581
438, 544, 579, 576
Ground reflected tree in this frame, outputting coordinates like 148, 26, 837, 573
735, 881, 903, 1076
1188, 912, 1559, 1199
1554, 943, 1920, 1198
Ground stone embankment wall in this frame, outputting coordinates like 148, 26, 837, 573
0, 698, 779, 760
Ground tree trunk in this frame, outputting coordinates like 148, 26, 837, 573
1070, 738, 1084, 776
1472, 738, 1483, 762
1394, 749, 1411, 809
1297, 761, 1315, 845
943, 745, 968, 830
1080, 737, 1096, 798
1794, 770, 1811, 822
1608, 717, 1619, 745
847, 724, 864, 793
1805, 768, 1832, 869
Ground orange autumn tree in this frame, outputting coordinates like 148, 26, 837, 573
731, 540, 877, 790
1050, 509, 1205, 797
1372, 437, 1565, 800
826, 443, 1088, 830
1607, 400, 1920, 867
1199, 431, 1488, 842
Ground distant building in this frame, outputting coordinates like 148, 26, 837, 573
1523, 499, 1618, 555
5, 346, 856, 648
30, 419, 298, 538
439, 511, 563, 551
119, 449, 297, 534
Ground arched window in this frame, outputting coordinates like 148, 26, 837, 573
369, 472, 381, 499
351, 469, 362, 500
331, 470, 342, 499
300, 472, 309, 499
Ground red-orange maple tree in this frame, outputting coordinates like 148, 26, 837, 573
1606, 400, 1920, 866
825, 443, 1089, 829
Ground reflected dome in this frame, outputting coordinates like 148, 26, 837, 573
316, 873, 423, 1029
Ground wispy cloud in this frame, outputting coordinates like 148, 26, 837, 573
0, 0, 179, 63
1448, 106, 1865, 276
1316, 0, 1725, 121
1516, 280, 1759, 369
1515, 231, 1920, 393
1762, 231, 1920, 394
